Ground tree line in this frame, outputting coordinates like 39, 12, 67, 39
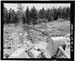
3, 6, 70, 25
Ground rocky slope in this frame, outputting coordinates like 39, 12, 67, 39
3, 21, 70, 58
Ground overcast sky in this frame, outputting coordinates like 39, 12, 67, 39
4, 3, 70, 11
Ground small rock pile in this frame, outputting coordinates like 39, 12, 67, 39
8, 41, 48, 58
3, 27, 48, 58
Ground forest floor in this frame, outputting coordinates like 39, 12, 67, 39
3, 20, 70, 58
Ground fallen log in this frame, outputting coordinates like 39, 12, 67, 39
23, 25, 49, 36
58, 46, 70, 58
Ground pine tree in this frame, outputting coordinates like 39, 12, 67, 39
46, 9, 51, 21
39, 8, 46, 19
9, 8, 16, 23
3, 7, 9, 24
30, 6, 38, 24
25, 7, 30, 24
11, 10, 16, 23
53, 8, 58, 20
46, 9, 54, 21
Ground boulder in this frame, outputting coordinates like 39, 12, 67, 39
46, 38, 55, 57
9, 48, 30, 58
46, 37, 66, 57
27, 49, 41, 58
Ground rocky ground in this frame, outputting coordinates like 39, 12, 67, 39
3, 20, 70, 58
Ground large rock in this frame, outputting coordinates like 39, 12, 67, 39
9, 48, 30, 58
46, 38, 55, 57
46, 37, 66, 57
27, 49, 41, 58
